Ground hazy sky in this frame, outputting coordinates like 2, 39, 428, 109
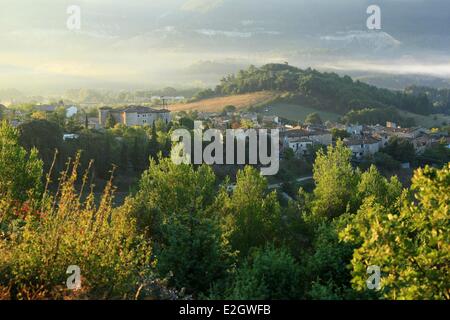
1, 0, 449, 93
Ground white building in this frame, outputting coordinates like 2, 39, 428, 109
122, 106, 171, 126
286, 138, 313, 156
346, 124, 363, 135
63, 134, 80, 141
99, 105, 171, 127
344, 136, 381, 160
241, 112, 258, 124
262, 115, 280, 126
66, 106, 78, 118
281, 127, 332, 156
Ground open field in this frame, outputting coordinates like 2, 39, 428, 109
168, 91, 449, 128
168, 91, 278, 112
168, 92, 341, 123
262, 102, 341, 122
400, 111, 450, 128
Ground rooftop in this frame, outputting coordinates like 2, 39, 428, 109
123, 105, 170, 114
344, 136, 380, 146
384, 126, 422, 134
101, 105, 170, 114
287, 137, 314, 143
281, 127, 330, 138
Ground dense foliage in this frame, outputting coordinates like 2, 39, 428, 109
0, 122, 43, 203
0, 121, 448, 300
16, 119, 171, 181
202, 64, 433, 116
341, 164, 449, 299
406, 86, 450, 115
342, 107, 415, 127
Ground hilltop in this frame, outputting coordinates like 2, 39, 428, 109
169, 63, 450, 127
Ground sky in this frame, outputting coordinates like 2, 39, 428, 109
0, 0, 449, 94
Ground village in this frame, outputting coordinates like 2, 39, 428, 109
197, 109, 449, 170
1, 101, 449, 169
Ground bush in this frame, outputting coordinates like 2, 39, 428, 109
381, 137, 416, 163
0, 121, 43, 203
131, 158, 233, 295
227, 245, 302, 300
0, 154, 153, 299
373, 152, 400, 171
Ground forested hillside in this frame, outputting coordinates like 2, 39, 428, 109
405, 86, 450, 115
1, 121, 448, 300
196, 64, 434, 116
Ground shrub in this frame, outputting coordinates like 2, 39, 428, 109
227, 245, 302, 300
0, 154, 154, 299
0, 121, 43, 203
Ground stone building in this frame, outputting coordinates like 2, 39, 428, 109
99, 105, 171, 127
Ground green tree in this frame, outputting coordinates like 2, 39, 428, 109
331, 128, 350, 140
303, 166, 401, 299
0, 104, 5, 121
419, 142, 450, 166
382, 136, 416, 163
148, 124, 159, 159
64, 130, 118, 179
341, 164, 450, 299
373, 152, 400, 171
240, 119, 254, 129
65, 116, 83, 132
179, 117, 195, 130
356, 165, 403, 208
283, 148, 295, 160
0, 154, 152, 299
223, 105, 236, 114
47, 106, 67, 128
227, 245, 302, 300
220, 166, 282, 257
132, 158, 232, 294
304, 112, 323, 125
18, 119, 63, 173
303, 221, 358, 300
105, 113, 116, 129
0, 121, 43, 203
312, 140, 359, 218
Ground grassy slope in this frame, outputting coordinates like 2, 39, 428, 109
262, 102, 341, 122
400, 111, 450, 128
168, 90, 340, 122
169, 90, 448, 127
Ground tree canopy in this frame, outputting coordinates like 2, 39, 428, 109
207, 64, 434, 116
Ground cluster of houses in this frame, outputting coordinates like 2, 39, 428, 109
280, 127, 332, 156
2, 101, 449, 162
189, 110, 448, 162
191, 111, 280, 130
280, 121, 447, 162
0, 102, 172, 130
